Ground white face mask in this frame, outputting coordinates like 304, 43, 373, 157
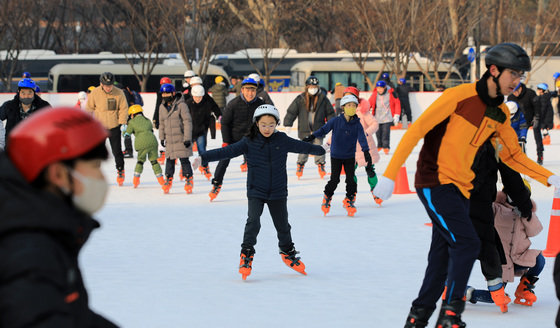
308, 87, 319, 96
66, 170, 109, 215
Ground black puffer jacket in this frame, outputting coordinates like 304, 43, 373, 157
220, 95, 264, 144
507, 83, 537, 126
186, 94, 221, 139
0, 154, 118, 328
0, 95, 50, 136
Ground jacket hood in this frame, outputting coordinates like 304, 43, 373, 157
0, 154, 100, 250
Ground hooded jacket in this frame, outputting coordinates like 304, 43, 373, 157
159, 94, 193, 159
0, 94, 50, 136
0, 154, 118, 328
283, 91, 335, 139
86, 86, 128, 130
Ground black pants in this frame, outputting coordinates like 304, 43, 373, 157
165, 157, 193, 178
212, 158, 230, 185
376, 122, 392, 149
413, 184, 480, 311
402, 102, 412, 122
108, 126, 124, 171
324, 157, 356, 198
241, 198, 293, 252
533, 126, 544, 154
124, 134, 133, 153
470, 199, 503, 281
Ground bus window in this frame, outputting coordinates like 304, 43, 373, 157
313, 72, 329, 90
290, 71, 305, 88
331, 72, 348, 90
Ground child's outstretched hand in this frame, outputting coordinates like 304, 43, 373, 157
321, 143, 330, 153
192, 156, 202, 170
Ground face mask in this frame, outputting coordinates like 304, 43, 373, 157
67, 170, 109, 215
20, 97, 33, 105
162, 96, 173, 103
344, 107, 357, 116
308, 87, 319, 96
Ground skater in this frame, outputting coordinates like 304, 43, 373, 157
208, 75, 228, 112
0, 107, 117, 327
303, 94, 373, 217
372, 43, 560, 328
86, 72, 129, 186
123, 104, 165, 188
208, 77, 264, 201
506, 101, 528, 153
535, 83, 556, 149
192, 104, 325, 280
508, 82, 540, 163
468, 187, 545, 309
369, 80, 401, 154
158, 83, 194, 194
283, 75, 335, 179
185, 84, 221, 180
396, 78, 413, 125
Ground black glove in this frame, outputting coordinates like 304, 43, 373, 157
363, 151, 372, 167
184, 140, 191, 148
302, 134, 316, 143
161, 140, 165, 147
365, 165, 376, 178
518, 199, 533, 221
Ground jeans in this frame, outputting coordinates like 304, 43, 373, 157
195, 134, 208, 166
515, 252, 545, 277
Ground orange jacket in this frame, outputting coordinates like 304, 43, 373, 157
383, 82, 552, 198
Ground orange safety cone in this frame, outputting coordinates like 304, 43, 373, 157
543, 188, 560, 257
393, 166, 415, 194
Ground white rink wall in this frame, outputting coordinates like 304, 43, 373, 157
0, 91, 443, 129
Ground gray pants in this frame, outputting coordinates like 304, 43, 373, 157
297, 137, 325, 165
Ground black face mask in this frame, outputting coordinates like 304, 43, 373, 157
162, 96, 173, 103
20, 97, 33, 105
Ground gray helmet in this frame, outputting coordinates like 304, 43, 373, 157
100, 72, 115, 85
485, 43, 531, 71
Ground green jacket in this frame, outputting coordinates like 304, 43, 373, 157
125, 114, 158, 151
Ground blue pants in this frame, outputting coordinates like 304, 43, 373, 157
195, 134, 208, 166
412, 184, 481, 311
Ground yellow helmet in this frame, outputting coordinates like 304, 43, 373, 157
215, 76, 224, 84
128, 104, 143, 116
87, 86, 96, 92
556, 80, 560, 89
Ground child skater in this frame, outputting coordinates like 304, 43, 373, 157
303, 94, 374, 217
158, 83, 194, 194
123, 105, 165, 188
468, 185, 545, 308
192, 104, 326, 280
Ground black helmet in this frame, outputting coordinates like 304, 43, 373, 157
485, 43, 531, 72
305, 75, 319, 86
100, 72, 115, 85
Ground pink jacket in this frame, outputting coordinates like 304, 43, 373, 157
355, 98, 379, 166
493, 200, 543, 282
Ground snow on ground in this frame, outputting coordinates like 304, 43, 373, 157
82, 128, 559, 327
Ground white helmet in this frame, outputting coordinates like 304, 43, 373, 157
78, 91, 87, 100
248, 73, 261, 82
190, 76, 203, 85
340, 94, 359, 107
184, 70, 195, 78
253, 104, 280, 123
505, 100, 518, 117
191, 85, 205, 97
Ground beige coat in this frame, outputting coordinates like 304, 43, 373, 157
86, 85, 128, 129
159, 96, 193, 159
493, 201, 543, 282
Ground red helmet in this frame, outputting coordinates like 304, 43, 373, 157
160, 77, 172, 85
344, 86, 360, 98
7, 107, 108, 182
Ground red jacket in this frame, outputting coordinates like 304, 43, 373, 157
369, 90, 401, 117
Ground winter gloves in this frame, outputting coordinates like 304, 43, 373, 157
302, 134, 316, 143
191, 156, 202, 170
393, 115, 400, 126
184, 140, 191, 148
548, 175, 560, 188
373, 176, 395, 201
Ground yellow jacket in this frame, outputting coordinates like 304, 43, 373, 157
86, 85, 128, 129
384, 81, 552, 198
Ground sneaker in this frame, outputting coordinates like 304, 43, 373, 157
321, 194, 332, 216
317, 163, 327, 179
184, 176, 193, 194
209, 182, 222, 201
239, 248, 255, 280
490, 286, 511, 313
296, 163, 304, 179
342, 194, 357, 217
116, 170, 125, 186
132, 174, 140, 188
162, 177, 173, 194
279, 248, 306, 275
514, 275, 538, 306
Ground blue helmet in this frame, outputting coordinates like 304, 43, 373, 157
22, 72, 31, 78
398, 78, 406, 84
376, 80, 387, 88
241, 77, 258, 87
18, 78, 36, 90
537, 83, 548, 91
553, 72, 560, 80
381, 73, 390, 80
35, 86, 41, 93
160, 83, 175, 93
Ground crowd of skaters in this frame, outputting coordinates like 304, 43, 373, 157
1, 44, 560, 327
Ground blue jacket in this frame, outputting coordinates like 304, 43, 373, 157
510, 110, 528, 140
202, 131, 325, 200
312, 114, 369, 159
